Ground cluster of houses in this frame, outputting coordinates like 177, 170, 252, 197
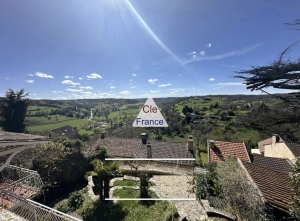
33, 124, 298, 219
92, 132, 297, 219
207, 134, 298, 219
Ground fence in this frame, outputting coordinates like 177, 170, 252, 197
0, 165, 82, 221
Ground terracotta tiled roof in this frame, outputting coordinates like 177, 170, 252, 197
241, 160, 291, 212
252, 155, 292, 174
208, 140, 250, 163
93, 137, 194, 165
0, 131, 50, 144
285, 142, 300, 158
258, 137, 283, 153
136, 141, 194, 166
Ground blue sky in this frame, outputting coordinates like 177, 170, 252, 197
0, 0, 300, 99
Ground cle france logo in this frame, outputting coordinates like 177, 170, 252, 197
132, 97, 168, 127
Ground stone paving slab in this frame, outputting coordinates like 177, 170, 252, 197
150, 175, 208, 221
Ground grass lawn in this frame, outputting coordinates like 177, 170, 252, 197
113, 179, 155, 187
200, 152, 208, 166
113, 179, 140, 187
90, 188, 177, 221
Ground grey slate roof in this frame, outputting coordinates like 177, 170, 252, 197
0, 131, 50, 144
252, 154, 292, 174
48, 125, 76, 136
93, 137, 194, 166
93, 137, 141, 158
285, 142, 300, 158
136, 140, 194, 165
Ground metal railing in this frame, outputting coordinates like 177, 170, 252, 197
0, 165, 44, 199
0, 165, 82, 221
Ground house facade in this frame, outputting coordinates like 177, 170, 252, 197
264, 134, 300, 163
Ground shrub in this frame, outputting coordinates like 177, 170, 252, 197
196, 174, 207, 199
77, 197, 97, 221
57, 200, 70, 213
68, 191, 84, 211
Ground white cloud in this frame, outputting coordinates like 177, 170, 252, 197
209, 78, 215, 81
110, 86, 116, 89
150, 90, 159, 93
158, 83, 172, 87
35, 72, 54, 78
131, 86, 137, 88
66, 88, 83, 92
64, 76, 74, 79
80, 91, 92, 95
79, 86, 93, 89
193, 55, 196, 58
217, 82, 244, 86
78, 77, 83, 80
184, 43, 263, 65
120, 91, 130, 95
129, 79, 133, 82
199, 51, 205, 56
132, 73, 137, 77
169, 88, 185, 94
52, 91, 63, 93
62, 80, 80, 85
86, 73, 102, 79
187, 51, 197, 55
148, 79, 158, 84
28, 74, 34, 77
26, 80, 34, 83
205, 43, 212, 48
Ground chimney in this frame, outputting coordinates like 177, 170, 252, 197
147, 142, 152, 158
272, 134, 279, 145
141, 133, 148, 144
209, 140, 215, 149
188, 135, 194, 151
101, 131, 106, 139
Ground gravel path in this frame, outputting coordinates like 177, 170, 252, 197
150, 175, 208, 221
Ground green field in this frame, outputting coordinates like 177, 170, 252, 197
26, 115, 91, 134
175, 97, 225, 112
27, 105, 57, 115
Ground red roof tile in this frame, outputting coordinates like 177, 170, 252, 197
208, 140, 250, 163
241, 160, 291, 212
